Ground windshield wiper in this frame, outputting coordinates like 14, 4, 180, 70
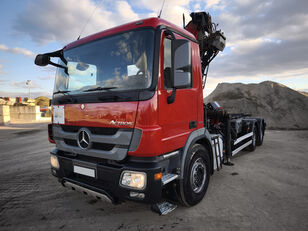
53, 90, 75, 103
53, 90, 71, 95
83, 87, 118, 92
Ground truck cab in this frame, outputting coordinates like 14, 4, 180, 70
36, 15, 265, 212
44, 18, 205, 205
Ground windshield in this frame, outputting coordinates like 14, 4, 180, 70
54, 29, 154, 94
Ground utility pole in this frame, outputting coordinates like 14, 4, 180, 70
26, 80, 31, 99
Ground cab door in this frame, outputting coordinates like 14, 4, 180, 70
158, 31, 198, 154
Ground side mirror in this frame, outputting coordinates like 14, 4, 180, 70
35, 54, 50, 66
167, 39, 191, 104
172, 39, 191, 89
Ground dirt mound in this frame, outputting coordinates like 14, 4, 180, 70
35, 96, 50, 106
300, 91, 308, 97
205, 81, 308, 129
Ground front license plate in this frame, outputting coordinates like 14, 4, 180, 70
73, 165, 96, 178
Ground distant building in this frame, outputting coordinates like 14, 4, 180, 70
0, 97, 16, 105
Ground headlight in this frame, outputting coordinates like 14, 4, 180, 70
50, 154, 59, 169
120, 171, 146, 190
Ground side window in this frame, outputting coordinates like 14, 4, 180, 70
164, 36, 193, 90
163, 38, 172, 89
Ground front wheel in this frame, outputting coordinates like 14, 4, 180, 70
178, 144, 211, 206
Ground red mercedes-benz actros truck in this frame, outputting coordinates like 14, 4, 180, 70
35, 12, 265, 215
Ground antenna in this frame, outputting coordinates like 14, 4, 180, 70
158, 0, 166, 18
77, 0, 103, 40
183, 13, 185, 28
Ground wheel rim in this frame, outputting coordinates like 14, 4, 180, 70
190, 157, 206, 193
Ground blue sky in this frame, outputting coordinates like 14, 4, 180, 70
0, 0, 307, 98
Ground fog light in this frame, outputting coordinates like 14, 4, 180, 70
130, 191, 145, 199
120, 171, 146, 190
50, 154, 59, 169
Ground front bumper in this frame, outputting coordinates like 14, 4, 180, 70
50, 149, 178, 204
62, 180, 114, 203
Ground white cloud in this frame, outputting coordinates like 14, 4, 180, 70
0, 44, 35, 59
134, 0, 191, 11
161, 5, 191, 27
37, 75, 54, 81
206, 0, 220, 9
0, 90, 51, 98
116, 1, 139, 23
217, 13, 242, 42
193, 3, 201, 11
269, 14, 308, 41
0, 64, 6, 75
133, 0, 191, 26
11, 81, 42, 89
229, 38, 264, 54
13, 0, 141, 44
13, 0, 194, 44
258, 68, 308, 80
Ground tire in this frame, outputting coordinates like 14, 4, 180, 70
247, 126, 257, 152
256, 122, 264, 146
178, 144, 211, 206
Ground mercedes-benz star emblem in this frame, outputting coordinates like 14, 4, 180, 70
77, 129, 91, 149
80, 104, 85, 110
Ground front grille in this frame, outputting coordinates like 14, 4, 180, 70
92, 142, 114, 151
61, 125, 118, 136
53, 125, 133, 160
63, 138, 115, 151
64, 139, 78, 147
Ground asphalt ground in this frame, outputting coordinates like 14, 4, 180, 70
0, 123, 307, 231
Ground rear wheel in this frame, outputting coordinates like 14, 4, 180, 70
178, 144, 210, 206
247, 126, 257, 152
256, 122, 264, 146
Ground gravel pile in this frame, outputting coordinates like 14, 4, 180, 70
205, 81, 308, 129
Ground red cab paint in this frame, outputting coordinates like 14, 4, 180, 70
63, 102, 138, 128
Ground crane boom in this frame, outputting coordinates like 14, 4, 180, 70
185, 12, 226, 86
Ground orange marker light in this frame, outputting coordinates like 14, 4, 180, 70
154, 172, 162, 181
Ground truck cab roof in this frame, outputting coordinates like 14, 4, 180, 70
65, 17, 196, 50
